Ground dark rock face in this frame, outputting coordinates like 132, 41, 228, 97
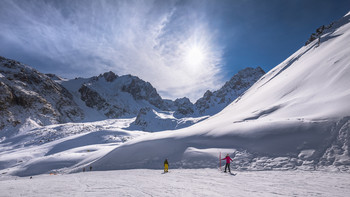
101, 71, 118, 82
134, 107, 152, 128
0, 56, 83, 132
45, 73, 64, 81
0, 81, 14, 110
79, 85, 107, 110
174, 97, 194, 117
78, 84, 126, 118
305, 23, 334, 46
194, 90, 212, 114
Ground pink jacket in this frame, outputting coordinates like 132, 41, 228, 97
222, 156, 233, 164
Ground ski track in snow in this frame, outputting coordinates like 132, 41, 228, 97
1, 169, 349, 197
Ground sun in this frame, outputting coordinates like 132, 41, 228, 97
185, 45, 206, 68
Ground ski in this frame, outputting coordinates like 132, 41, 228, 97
221, 171, 237, 176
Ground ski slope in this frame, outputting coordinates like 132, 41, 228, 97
91, 12, 350, 171
1, 169, 350, 197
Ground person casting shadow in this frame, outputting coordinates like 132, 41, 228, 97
222, 154, 233, 173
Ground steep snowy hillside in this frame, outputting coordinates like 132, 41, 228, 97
91, 12, 350, 172
0, 57, 83, 136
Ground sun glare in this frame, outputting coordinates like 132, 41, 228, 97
185, 45, 206, 72
187, 46, 204, 64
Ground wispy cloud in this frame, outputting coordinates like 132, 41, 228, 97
0, 0, 224, 101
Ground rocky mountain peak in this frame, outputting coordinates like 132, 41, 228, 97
0, 56, 83, 132
121, 75, 166, 110
174, 97, 194, 117
99, 71, 118, 82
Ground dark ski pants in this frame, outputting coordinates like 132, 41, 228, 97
224, 163, 231, 172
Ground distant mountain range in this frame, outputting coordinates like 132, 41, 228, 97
0, 56, 264, 133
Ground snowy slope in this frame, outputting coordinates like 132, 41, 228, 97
0, 118, 147, 176
91, 12, 350, 171
1, 169, 350, 197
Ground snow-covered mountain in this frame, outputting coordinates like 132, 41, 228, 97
90, 12, 350, 171
0, 55, 262, 133
57, 68, 264, 131
194, 67, 265, 116
59, 72, 168, 120
0, 57, 83, 136
126, 67, 265, 130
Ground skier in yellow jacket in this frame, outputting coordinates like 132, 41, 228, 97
164, 159, 169, 173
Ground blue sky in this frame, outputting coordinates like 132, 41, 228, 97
0, 0, 349, 101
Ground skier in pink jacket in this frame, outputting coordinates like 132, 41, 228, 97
222, 154, 233, 173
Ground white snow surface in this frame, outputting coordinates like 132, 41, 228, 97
1, 169, 350, 197
0, 119, 147, 176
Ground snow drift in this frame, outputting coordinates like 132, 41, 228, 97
92, 12, 350, 171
